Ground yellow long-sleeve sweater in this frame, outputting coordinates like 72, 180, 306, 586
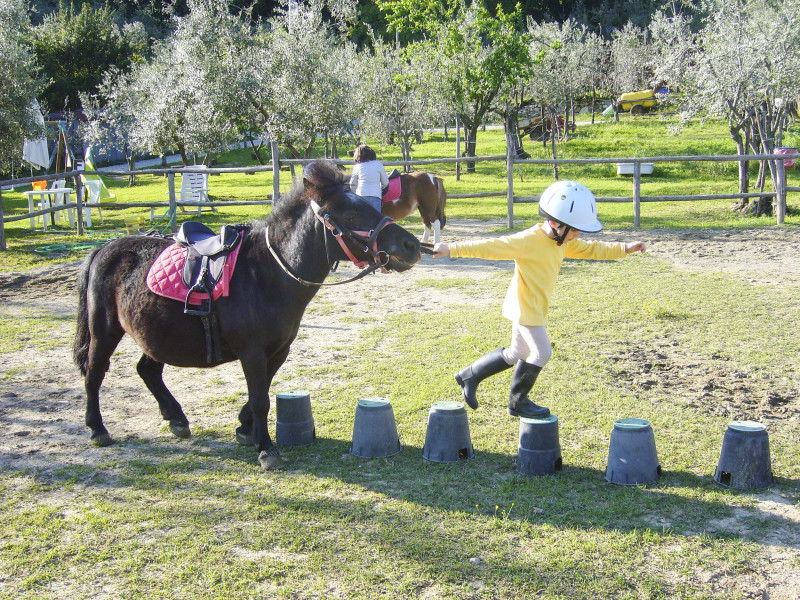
449, 223, 627, 326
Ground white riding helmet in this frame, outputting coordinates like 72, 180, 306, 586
538, 180, 603, 233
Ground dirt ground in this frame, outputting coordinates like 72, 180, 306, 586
1, 220, 799, 598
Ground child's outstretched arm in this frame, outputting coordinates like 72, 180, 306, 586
625, 242, 646, 254
433, 242, 450, 258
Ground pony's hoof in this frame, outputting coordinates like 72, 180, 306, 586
91, 432, 114, 447
169, 421, 191, 439
258, 449, 287, 471
235, 430, 254, 446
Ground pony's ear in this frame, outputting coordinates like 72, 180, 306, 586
302, 175, 319, 204
302, 161, 323, 203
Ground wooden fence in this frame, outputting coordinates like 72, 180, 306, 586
0, 146, 797, 251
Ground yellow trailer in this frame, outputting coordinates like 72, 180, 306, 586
616, 90, 657, 114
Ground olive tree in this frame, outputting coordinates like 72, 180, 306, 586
524, 19, 604, 144
105, 0, 253, 166
0, 0, 45, 174
651, 0, 800, 215
357, 35, 449, 165
606, 22, 650, 121
252, 3, 360, 159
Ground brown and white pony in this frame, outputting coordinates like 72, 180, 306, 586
381, 172, 447, 244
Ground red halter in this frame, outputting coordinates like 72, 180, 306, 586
309, 199, 396, 270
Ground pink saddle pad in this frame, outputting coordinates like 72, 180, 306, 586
382, 177, 401, 203
147, 242, 242, 305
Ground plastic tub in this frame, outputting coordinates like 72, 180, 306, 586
714, 421, 773, 489
605, 418, 661, 485
422, 401, 475, 463
350, 398, 401, 458
275, 390, 316, 446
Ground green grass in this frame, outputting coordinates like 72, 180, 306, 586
1, 114, 798, 272
2, 246, 797, 598
0, 310, 73, 352
1, 114, 798, 598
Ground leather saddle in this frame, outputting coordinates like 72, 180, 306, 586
175, 221, 242, 315
381, 169, 402, 202
174, 221, 243, 363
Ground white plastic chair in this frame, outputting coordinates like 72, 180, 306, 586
83, 180, 105, 227
152, 166, 215, 220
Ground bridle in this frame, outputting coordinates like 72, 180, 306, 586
266, 198, 398, 287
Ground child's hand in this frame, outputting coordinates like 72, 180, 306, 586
625, 241, 646, 254
433, 242, 450, 258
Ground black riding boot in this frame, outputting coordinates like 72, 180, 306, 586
507, 361, 551, 418
455, 348, 512, 410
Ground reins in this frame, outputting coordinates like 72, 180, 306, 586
265, 200, 396, 288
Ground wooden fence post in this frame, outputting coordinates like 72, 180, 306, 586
0, 189, 5, 251
633, 162, 641, 229
776, 157, 786, 225
74, 178, 85, 236
506, 138, 514, 228
271, 140, 281, 202
455, 115, 461, 181
167, 172, 178, 233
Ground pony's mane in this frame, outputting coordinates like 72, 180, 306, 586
250, 161, 348, 239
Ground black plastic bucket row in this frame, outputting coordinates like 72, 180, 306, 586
275, 391, 774, 488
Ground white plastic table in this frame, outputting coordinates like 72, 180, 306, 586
23, 188, 73, 230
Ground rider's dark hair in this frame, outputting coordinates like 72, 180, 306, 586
353, 145, 377, 163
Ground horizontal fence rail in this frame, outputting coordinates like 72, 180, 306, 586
0, 150, 796, 251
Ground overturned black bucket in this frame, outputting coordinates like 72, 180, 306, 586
350, 398, 402, 458
605, 418, 661, 485
714, 421, 774, 489
516, 414, 562, 476
422, 401, 475, 463
275, 390, 316, 446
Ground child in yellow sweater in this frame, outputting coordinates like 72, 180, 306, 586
433, 180, 645, 418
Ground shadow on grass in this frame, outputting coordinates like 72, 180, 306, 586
21, 424, 795, 550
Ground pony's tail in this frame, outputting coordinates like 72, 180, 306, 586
435, 178, 447, 229
73, 247, 102, 375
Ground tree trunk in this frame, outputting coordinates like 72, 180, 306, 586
466, 128, 478, 173
550, 116, 558, 180
126, 144, 136, 186
729, 126, 749, 208
400, 129, 412, 171
459, 114, 479, 174
249, 135, 266, 165
176, 141, 189, 167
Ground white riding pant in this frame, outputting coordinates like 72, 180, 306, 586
502, 324, 552, 367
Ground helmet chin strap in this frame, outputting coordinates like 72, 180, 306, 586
550, 221, 572, 246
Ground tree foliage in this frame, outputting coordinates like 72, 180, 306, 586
32, 2, 147, 111
650, 0, 800, 213
249, 1, 360, 159
0, 0, 44, 174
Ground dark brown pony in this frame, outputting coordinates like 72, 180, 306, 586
381, 172, 447, 243
73, 161, 421, 470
